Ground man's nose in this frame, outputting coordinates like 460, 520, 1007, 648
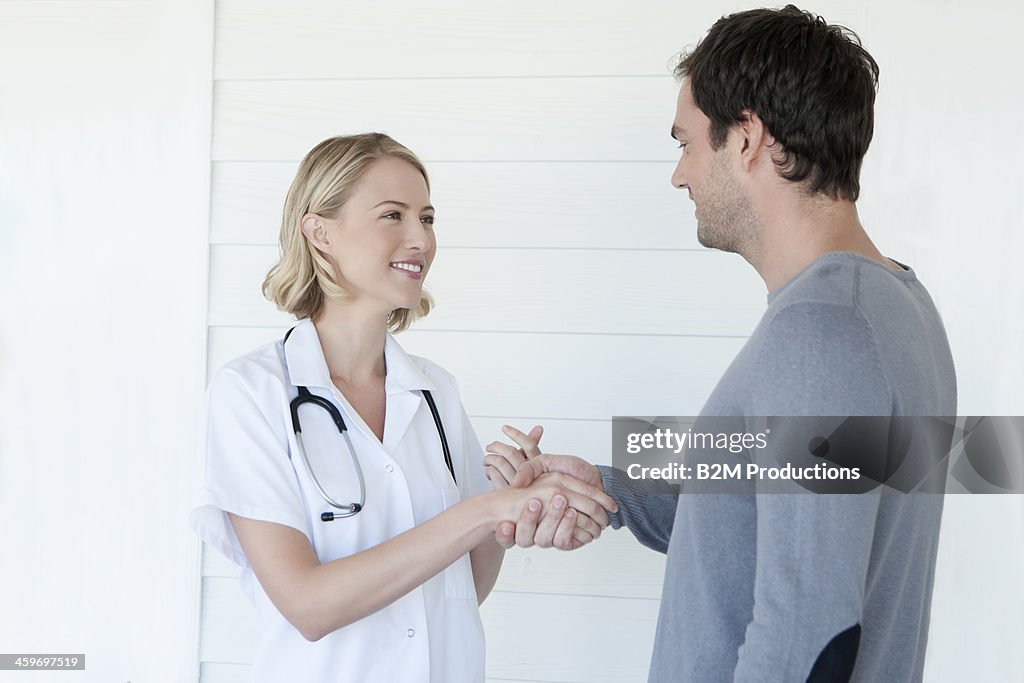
671, 158, 688, 189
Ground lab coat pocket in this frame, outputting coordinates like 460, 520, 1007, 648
440, 487, 478, 601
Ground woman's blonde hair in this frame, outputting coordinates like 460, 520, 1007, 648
262, 133, 434, 333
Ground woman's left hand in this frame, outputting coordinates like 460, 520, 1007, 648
484, 424, 543, 488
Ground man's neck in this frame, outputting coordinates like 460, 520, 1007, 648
747, 194, 900, 293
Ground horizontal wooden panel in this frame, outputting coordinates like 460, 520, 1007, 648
214, 0, 686, 80
201, 576, 657, 680
214, 0, 864, 82
207, 245, 765, 335
469, 417, 614, 466
495, 531, 666, 600
208, 328, 745, 418
200, 577, 259, 664
212, 77, 679, 162
210, 161, 700, 249
482, 591, 657, 682
203, 543, 236, 579
200, 662, 247, 683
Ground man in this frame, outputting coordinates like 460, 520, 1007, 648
485, 6, 956, 682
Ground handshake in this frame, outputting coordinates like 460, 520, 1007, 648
483, 425, 619, 551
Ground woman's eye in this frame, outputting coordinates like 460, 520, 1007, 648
677, 142, 688, 152
382, 211, 400, 220
421, 215, 435, 226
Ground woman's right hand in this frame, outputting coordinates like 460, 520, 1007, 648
490, 470, 615, 549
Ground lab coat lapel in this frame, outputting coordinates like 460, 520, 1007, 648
384, 391, 421, 455
282, 319, 333, 389
382, 335, 436, 453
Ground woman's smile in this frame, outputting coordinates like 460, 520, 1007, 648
389, 259, 425, 279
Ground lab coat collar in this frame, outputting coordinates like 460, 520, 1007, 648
282, 318, 436, 395
382, 334, 436, 396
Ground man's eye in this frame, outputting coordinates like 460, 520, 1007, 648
421, 215, 435, 225
677, 142, 688, 151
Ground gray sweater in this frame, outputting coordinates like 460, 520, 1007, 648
601, 252, 957, 682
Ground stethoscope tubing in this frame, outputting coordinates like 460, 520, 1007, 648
282, 326, 454, 522
295, 429, 365, 519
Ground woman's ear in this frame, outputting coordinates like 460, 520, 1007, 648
300, 213, 331, 254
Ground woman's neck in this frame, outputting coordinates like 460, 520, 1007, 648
312, 301, 389, 386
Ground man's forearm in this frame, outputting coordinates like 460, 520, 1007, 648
598, 465, 678, 553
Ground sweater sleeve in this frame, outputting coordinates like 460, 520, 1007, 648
733, 301, 891, 682
598, 465, 678, 554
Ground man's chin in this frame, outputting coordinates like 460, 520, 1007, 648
696, 223, 716, 249
697, 225, 741, 255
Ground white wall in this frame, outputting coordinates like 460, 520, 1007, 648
0, 1, 212, 681
857, 3, 1024, 678
2, 1, 1021, 682
199, 1, 1024, 682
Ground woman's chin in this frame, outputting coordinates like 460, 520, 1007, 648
395, 289, 425, 310
388, 298, 420, 314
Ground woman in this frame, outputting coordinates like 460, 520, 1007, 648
190, 133, 616, 682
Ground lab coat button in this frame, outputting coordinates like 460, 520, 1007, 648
407, 628, 415, 637
386, 464, 395, 473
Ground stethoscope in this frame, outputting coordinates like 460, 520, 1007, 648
282, 327, 455, 521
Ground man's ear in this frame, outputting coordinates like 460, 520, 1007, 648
736, 110, 773, 172
300, 213, 331, 254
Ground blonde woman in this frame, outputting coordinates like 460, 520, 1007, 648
190, 133, 616, 682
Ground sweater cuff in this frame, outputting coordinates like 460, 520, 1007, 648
597, 465, 630, 529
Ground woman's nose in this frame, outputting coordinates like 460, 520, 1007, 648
404, 218, 431, 250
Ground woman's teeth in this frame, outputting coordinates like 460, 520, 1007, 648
391, 262, 422, 273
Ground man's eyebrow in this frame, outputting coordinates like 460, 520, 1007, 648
670, 125, 687, 140
372, 200, 435, 211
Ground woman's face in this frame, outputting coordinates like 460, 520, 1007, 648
312, 156, 436, 312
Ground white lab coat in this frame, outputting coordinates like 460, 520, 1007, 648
190, 319, 490, 682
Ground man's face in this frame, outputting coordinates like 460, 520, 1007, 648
670, 80, 756, 254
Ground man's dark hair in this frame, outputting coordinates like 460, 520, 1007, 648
675, 5, 879, 202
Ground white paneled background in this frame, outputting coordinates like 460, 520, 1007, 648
0, 1, 214, 682
2, 1, 1022, 682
